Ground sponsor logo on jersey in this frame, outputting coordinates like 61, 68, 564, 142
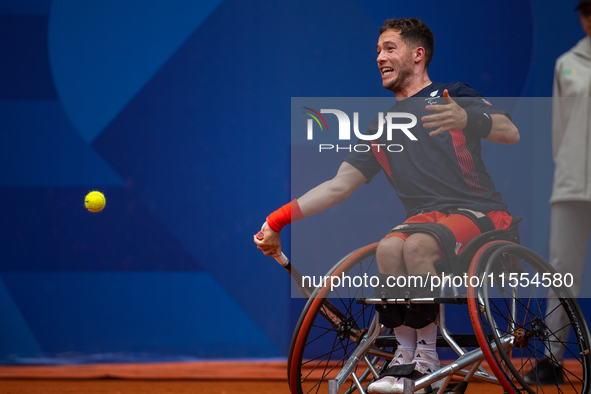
430, 90, 439, 97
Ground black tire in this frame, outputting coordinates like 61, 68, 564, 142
468, 242, 591, 394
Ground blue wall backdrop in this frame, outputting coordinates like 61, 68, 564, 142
0, 0, 589, 363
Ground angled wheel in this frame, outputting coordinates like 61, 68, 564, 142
287, 243, 391, 394
468, 241, 591, 394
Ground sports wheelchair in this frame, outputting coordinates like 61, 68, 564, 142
286, 217, 591, 394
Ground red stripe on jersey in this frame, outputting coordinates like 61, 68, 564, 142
371, 142, 393, 180
450, 130, 489, 196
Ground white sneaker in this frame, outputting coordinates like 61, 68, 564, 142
367, 349, 413, 394
400, 350, 444, 394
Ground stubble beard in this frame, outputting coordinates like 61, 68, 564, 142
382, 56, 415, 94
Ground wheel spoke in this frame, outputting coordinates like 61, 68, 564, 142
469, 243, 591, 394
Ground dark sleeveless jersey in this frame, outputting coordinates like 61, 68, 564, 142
344, 81, 509, 218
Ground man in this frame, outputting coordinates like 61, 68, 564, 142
524, 0, 591, 385
255, 18, 519, 393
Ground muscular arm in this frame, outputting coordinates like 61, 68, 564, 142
423, 89, 519, 145
298, 161, 368, 216
485, 114, 520, 145
254, 162, 367, 257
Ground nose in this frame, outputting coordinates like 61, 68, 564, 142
377, 49, 386, 63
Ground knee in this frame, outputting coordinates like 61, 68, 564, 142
377, 236, 403, 253
376, 236, 404, 273
402, 234, 441, 273
401, 236, 423, 265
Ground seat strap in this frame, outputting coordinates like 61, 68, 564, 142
446, 208, 496, 233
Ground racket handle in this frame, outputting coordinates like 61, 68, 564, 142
276, 252, 290, 267
256, 230, 312, 296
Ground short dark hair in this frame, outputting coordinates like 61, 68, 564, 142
380, 18, 435, 69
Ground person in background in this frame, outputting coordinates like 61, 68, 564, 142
524, 0, 591, 386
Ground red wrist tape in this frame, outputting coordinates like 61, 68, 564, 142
266, 199, 305, 232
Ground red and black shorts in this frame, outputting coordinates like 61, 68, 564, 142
386, 210, 512, 255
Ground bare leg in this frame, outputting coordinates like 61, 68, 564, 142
402, 233, 444, 275
376, 235, 406, 276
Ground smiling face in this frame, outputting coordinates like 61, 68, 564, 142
376, 29, 418, 94
580, 4, 591, 37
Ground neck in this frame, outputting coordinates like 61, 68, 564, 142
394, 74, 432, 100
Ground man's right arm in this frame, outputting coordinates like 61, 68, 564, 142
254, 161, 368, 257
298, 161, 368, 216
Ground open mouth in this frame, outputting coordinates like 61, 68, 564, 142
381, 67, 394, 76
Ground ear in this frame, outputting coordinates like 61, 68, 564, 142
414, 47, 426, 64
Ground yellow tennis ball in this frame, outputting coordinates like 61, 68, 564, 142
85, 191, 106, 212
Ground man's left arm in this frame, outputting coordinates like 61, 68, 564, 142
486, 114, 520, 145
423, 89, 519, 145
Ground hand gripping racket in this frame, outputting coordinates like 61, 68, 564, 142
256, 231, 312, 297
